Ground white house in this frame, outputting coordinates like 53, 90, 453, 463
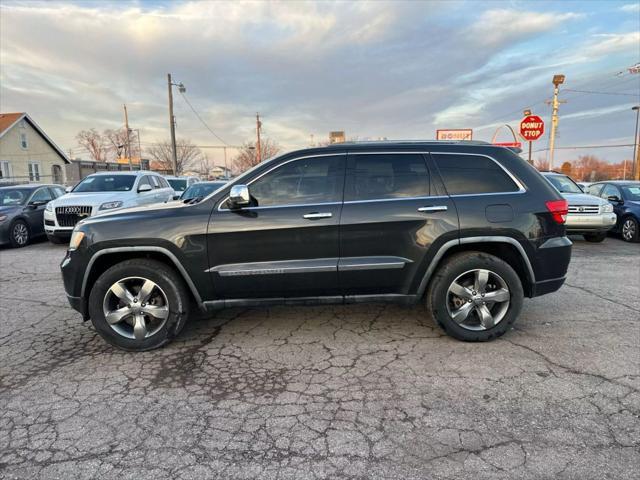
0, 112, 70, 185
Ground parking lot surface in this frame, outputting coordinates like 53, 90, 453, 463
1, 237, 638, 479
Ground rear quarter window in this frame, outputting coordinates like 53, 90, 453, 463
432, 154, 520, 195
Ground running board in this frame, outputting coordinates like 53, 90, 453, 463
203, 294, 418, 311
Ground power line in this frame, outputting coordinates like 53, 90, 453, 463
532, 143, 635, 153
563, 89, 639, 97
178, 92, 229, 146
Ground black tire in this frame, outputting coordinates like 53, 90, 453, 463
583, 232, 607, 243
426, 252, 524, 342
621, 216, 639, 243
46, 234, 66, 244
9, 220, 30, 248
88, 259, 190, 351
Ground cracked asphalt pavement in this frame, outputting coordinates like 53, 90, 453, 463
1, 237, 639, 479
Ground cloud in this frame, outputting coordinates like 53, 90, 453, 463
0, 1, 636, 166
583, 32, 640, 57
467, 9, 583, 47
620, 3, 640, 13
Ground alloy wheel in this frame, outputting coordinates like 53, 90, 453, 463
445, 269, 511, 331
102, 277, 170, 340
13, 223, 29, 246
622, 219, 636, 242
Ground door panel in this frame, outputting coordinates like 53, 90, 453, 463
339, 153, 459, 295
207, 154, 346, 298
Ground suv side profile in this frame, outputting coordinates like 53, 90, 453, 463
587, 181, 640, 242
44, 171, 174, 243
61, 142, 572, 351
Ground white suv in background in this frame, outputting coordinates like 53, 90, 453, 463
44, 171, 174, 243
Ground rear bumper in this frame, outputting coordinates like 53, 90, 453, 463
530, 236, 572, 298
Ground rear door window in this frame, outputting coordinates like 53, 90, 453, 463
432, 154, 520, 195
345, 154, 429, 201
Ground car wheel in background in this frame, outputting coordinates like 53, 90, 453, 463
46, 234, 66, 244
584, 232, 607, 243
621, 217, 639, 243
9, 220, 30, 248
427, 252, 523, 342
88, 259, 190, 351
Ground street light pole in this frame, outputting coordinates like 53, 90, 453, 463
548, 74, 565, 171
167, 73, 178, 175
123, 104, 132, 171
632, 106, 640, 181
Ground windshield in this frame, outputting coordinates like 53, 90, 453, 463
180, 182, 225, 200
0, 188, 31, 206
168, 179, 188, 191
621, 185, 640, 201
544, 175, 582, 194
74, 175, 136, 192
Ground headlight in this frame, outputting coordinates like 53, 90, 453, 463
99, 201, 123, 210
601, 203, 613, 213
0, 214, 7, 223
68, 231, 85, 251
45, 202, 53, 212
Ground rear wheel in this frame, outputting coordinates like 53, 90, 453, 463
9, 220, 30, 248
584, 232, 606, 243
621, 217, 639, 243
427, 252, 523, 342
88, 259, 190, 351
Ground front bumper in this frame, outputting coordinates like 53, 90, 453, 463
61, 251, 90, 320
565, 212, 616, 233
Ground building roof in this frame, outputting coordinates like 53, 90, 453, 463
0, 112, 70, 164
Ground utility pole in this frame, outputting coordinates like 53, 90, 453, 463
123, 104, 132, 171
547, 74, 566, 171
167, 74, 178, 175
256, 113, 262, 163
632, 106, 640, 181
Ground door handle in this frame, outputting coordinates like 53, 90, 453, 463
418, 205, 448, 212
303, 212, 332, 219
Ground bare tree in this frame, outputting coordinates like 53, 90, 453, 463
76, 129, 107, 162
232, 139, 280, 174
146, 139, 203, 175
103, 128, 138, 161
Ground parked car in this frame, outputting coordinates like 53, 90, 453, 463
179, 181, 227, 203
0, 184, 65, 247
587, 181, 640, 243
576, 181, 592, 192
60, 141, 572, 351
165, 175, 200, 198
540, 172, 616, 242
44, 171, 173, 243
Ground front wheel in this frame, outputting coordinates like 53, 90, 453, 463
427, 252, 524, 342
621, 217, 639, 243
9, 220, 30, 248
88, 259, 190, 351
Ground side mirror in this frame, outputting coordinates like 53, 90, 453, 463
138, 184, 153, 193
229, 184, 250, 208
173, 195, 180, 201
27, 200, 46, 209
607, 195, 622, 203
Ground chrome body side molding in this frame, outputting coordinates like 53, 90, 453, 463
206, 256, 413, 275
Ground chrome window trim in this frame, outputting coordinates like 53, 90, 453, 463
430, 151, 526, 195
215, 149, 527, 211
343, 195, 448, 205
216, 153, 347, 211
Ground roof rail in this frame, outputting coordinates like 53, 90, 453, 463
336, 139, 492, 146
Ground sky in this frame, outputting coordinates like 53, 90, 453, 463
1, 0, 639, 168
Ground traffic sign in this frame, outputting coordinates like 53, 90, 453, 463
519, 115, 544, 141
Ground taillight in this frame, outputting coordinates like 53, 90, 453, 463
545, 199, 568, 224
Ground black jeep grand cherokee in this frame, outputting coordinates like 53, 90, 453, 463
61, 141, 571, 351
